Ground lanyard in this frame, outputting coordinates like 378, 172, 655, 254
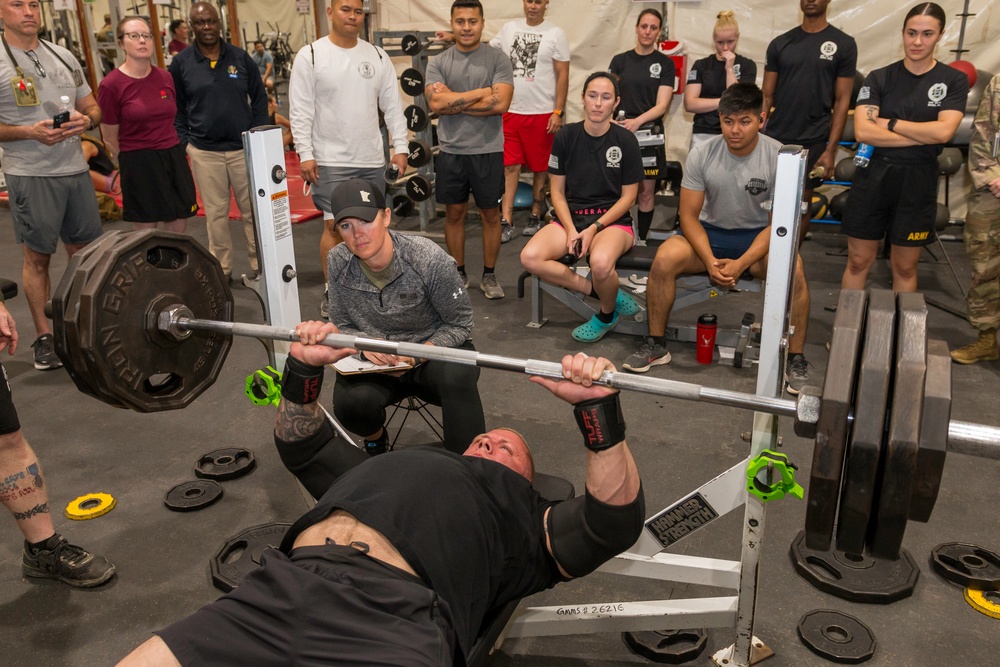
1, 33, 83, 87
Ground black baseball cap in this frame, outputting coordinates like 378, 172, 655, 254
329, 178, 386, 222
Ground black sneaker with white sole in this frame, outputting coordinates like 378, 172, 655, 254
785, 354, 811, 395
32, 334, 62, 371
22, 535, 115, 588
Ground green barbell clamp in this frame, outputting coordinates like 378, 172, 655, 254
746, 450, 804, 502
245, 366, 281, 407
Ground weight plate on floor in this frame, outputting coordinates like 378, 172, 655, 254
404, 103, 429, 131
400, 67, 425, 96
407, 139, 432, 168
195, 448, 256, 481
790, 530, 919, 604
806, 289, 866, 551
621, 629, 707, 664
405, 174, 433, 202
164, 480, 224, 512
797, 609, 876, 664
909, 339, 950, 522
74, 230, 234, 412
869, 292, 927, 559
964, 588, 1000, 619
210, 522, 292, 592
930, 543, 1000, 591
65, 492, 117, 520
837, 289, 894, 555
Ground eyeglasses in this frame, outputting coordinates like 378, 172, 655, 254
124, 32, 154, 41
191, 18, 219, 27
24, 49, 45, 78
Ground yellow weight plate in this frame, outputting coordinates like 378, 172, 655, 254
65, 492, 116, 520
964, 587, 1000, 619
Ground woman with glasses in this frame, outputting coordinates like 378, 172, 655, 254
97, 16, 196, 232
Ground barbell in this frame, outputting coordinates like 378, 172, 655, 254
49, 230, 1000, 559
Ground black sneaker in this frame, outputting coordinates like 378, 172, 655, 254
364, 430, 391, 456
32, 334, 62, 371
522, 214, 542, 236
623, 337, 671, 373
22, 535, 115, 588
785, 354, 811, 395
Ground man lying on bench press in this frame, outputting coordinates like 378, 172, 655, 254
117, 325, 644, 667
623, 83, 813, 394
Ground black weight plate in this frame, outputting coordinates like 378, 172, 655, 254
77, 230, 234, 412
930, 542, 1000, 591
836, 289, 894, 554
400, 67, 425, 96
622, 629, 707, 664
797, 609, 876, 664
806, 289, 866, 551
392, 194, 414, 217
210, 522, 292, 592
404, 103, 429, 131
406, 175, 433, 202
400, 33, 422, 55
195, 448, 257, 481
869, 292, 927, 559
909, 339, 950, 522
790, 530, 919, 604
164, 480, 223, 512
407, 139, 431, 168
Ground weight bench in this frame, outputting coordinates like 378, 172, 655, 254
516, 244, 762, 353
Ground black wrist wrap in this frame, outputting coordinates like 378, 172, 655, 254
573, 392, 625, 452
281, 356, 324, 405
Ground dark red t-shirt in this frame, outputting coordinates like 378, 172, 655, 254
98, 67, 180, 152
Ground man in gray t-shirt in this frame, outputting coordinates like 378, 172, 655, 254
0, 0, 103, 371
425, 0, 513, 299
623, 83, 812, 395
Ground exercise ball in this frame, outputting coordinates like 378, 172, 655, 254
937, 147, 964, 176
949, 60, 977, 88
513, 181, 534, 210
829, 190, 850, 221
811, 193, 829, 219
834, 157, 857, 183
965, 70, 990, 114
935, 202, 950, 231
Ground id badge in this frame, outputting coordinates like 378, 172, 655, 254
992, 131, 999, 160
72, 69, 83, 87
10, 76, 39, 106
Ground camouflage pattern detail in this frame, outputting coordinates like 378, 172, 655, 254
968, 74, 1000, 191
964, 189, 1000, 329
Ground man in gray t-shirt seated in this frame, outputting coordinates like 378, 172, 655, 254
623, 83, 812, 394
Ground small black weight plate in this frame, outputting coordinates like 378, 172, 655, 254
790, 530, 919, 604
407, 139, 432, 168
400, 33, 422, 55
622, 629, 707, 664
210, 522, 292, 592
406, 174, 433, 202
164, 480, 223, 512
195, 448, 256, 481
869, 292, 927, 559
404, 103, 429, 131
930, 543, 1000, 591
806, 289, 866, 551
400, 67, 425, 96
797, 609, 876, 664
909, 339, 950, 522
392, 194, 414, 217
837, 289, 894, 554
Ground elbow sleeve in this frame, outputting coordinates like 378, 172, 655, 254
547, 484, 646, 578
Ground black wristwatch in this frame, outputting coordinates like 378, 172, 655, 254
887, 118, 898, 133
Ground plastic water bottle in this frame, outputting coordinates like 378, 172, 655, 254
60, 95, 79, 143
617, 110, 626, 123
853, 142, 873, 168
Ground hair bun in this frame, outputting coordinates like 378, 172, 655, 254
717, 10, 735, 20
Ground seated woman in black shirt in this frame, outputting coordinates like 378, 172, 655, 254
520, 72, 645, 343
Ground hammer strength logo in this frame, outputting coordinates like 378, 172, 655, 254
927, 83, 947, 107
649, 63, 662, 78
606, 146, 622, 168
359, 62, 375, 79
745, 178, 768, 196
819, 41, 837, 60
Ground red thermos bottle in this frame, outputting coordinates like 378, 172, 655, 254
696, 314, 718, 365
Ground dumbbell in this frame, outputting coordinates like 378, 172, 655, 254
404, 104, 435, 132
405, 174, 434, 202
407, 140, 434, 168
399, 33, 443, 56
392, 194, 415, 217
400, 68, 425, 96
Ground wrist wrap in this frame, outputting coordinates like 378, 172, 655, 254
281, 355, 324, 405
573, 392, 625, 452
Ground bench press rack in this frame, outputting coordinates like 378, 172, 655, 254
497, 146, 810, 666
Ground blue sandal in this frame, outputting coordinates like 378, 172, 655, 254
572, 313, 619, 342
615, 289, 641, 317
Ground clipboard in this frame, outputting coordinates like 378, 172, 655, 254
332, 355, 413, 375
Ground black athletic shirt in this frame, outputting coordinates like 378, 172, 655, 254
548, 121, 643, 223
763, 25, 857, 144
688, 54, 758, 135
856, 60, 968, 164
281, 447, 561, 662
609, 49, 676, 119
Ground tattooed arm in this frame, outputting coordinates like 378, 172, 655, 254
853, 104, 962, 147
459, 82, 513, 117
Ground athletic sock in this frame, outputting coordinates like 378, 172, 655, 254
596, 309, 615, 324
456, 264, 465, 275
653, 335, 667, 348
637, 210, 654, 240
483, 266, 495, 276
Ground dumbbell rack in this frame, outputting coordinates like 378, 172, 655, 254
375, 31, 446, 232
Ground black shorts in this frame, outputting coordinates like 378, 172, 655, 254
0, 363, 21, 436
156, 545, 457, 667
434, 151, 504, 209
118, 144, 198, 223
841, 157, 937, 247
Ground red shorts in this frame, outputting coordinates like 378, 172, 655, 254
503, 112, 555, 172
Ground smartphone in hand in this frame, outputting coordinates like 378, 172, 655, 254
52, 110, 70, 129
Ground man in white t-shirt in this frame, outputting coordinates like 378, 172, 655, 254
289, 0, 408, 317
489, 0, 569, 240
